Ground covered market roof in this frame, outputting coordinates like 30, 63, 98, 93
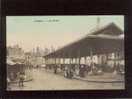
44, 23, 124, 58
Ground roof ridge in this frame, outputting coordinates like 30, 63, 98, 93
88, 22, 123, 35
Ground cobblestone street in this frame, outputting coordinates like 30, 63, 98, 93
9, 68, 124, 90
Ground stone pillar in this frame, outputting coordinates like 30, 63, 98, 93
84, 56, 87, 65
90, 49, 93, 74
63, 58, 65, 65
113, 52, 118, 75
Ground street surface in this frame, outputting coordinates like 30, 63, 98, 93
9, 68, 124, 90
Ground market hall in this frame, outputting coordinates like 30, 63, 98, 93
43, 23, 124, 78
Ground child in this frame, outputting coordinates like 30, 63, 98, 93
19, 71, 25, 87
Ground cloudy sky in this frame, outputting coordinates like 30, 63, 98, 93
6, 15, 124, 52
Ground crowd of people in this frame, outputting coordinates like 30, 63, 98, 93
46, 62, 124, 79
48, 63, 99, 79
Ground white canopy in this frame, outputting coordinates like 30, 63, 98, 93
7, 59, 16, 65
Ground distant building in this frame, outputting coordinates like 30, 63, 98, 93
25, 51, 44, 67
7, 45, 25, 59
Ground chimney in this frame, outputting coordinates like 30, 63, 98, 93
96, 17, 100, 30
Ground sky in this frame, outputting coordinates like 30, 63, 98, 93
6, 15, 124, 52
